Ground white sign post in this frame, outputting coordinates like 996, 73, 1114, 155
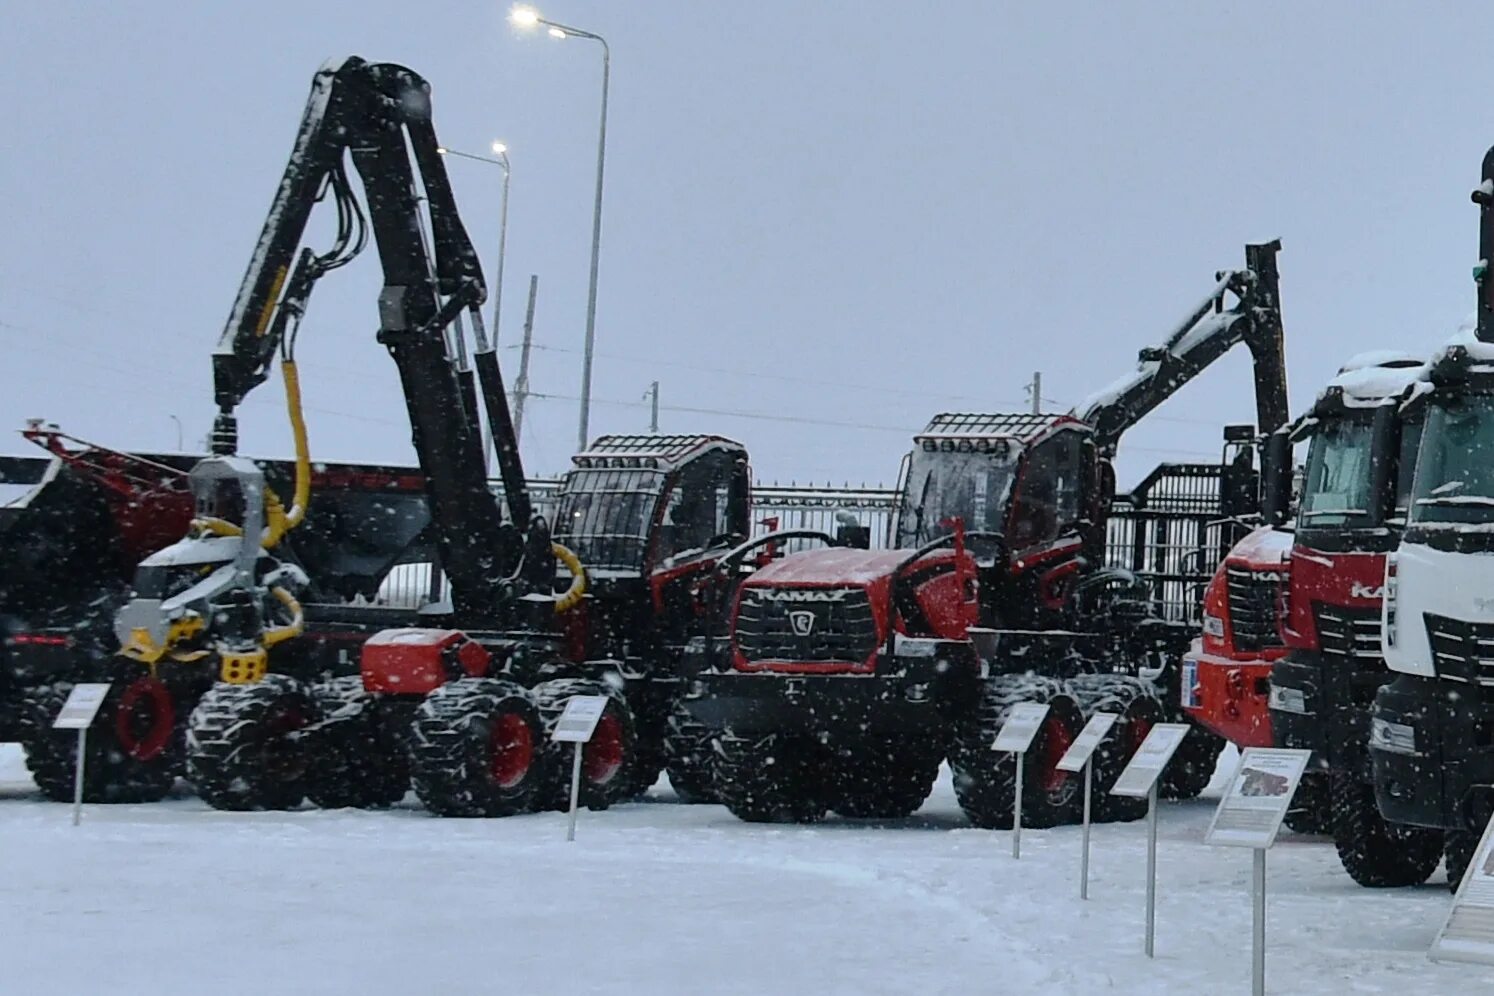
51, 683, 111, 827
1109, 722, 1190, 958
1204, 746, 1312, 996
550, 694, 610, 842
993, 702, 1050, 859
1432, 813, 1494, 966
1056, 711, 1119, 899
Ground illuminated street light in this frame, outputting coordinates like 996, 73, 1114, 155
510, 6, 610, 451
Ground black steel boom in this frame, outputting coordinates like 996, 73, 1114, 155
207, 56, 543, 621
1073, 240, 1289, 455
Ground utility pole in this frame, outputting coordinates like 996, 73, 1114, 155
646, 381, 660, 433
513, 275, 539, 441
1028, 371, 1043, 415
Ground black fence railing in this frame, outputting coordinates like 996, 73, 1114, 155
378, 470, 1236, 627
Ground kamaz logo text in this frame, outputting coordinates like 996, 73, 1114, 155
1351, 582, 1386, 600
753, 588, 848, 603
1248, 571, 1283, 583
788, 611, 817, 637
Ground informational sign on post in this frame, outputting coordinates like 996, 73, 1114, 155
993, 702, 1049, 753
550, 695, 610, 842
1205, 746, 1312, 996
1431, 813, 1494, 965
1111, 723, 1190, 798
1057, 712, 1118, 774
53, 684, 111, 731
1109, 722, 1190, 959
1204, 747, 1313, 849
992, 701, 1049, 860
52, 683, 111, 827
1057, 711, 1118, 900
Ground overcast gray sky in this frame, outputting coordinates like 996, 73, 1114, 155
1, 1, 1485, 487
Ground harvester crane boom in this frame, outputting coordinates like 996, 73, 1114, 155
206, 56, 544, 620
1074, 240, 1289, 455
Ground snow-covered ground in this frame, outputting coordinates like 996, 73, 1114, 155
0, 743, 1489, 995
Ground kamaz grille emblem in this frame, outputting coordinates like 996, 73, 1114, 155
789, 610, 817, 637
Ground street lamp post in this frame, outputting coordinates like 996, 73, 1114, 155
511, 5, 609, 452
436, 144, 513, 469
435, 143, 511, 343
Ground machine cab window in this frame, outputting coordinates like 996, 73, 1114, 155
1009, 431, 1084, 552
654, 451, 745, 565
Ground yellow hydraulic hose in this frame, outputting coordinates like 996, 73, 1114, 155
260, 359, 311, 548
552, 542, 588, 614
192, 358, 311, 549
261, 585, 305, 646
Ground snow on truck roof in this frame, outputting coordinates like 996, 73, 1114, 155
572, 434, 746, 472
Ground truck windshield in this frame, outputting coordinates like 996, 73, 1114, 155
1410, 395, 1494, 526
895, 448, 1018, 548
1298, 416, 1374, 528
552, 468, 666, 571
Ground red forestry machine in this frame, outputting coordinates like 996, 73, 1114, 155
90, 56, 756, 816
689, 242, 1290, 825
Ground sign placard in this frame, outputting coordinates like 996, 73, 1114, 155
1204, 747, 1312, 849
1432, 814, 1494, 965
992, 702, 1049, 753
1057, 712, 1118, 773
52, 683, 111, 730
551, 695, 609, 743
1110, 723, 1190, 798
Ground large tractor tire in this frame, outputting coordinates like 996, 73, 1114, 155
303, 676, 408, 810
1284, 771, 1333, 835
409, 678, 544, 818
187, 675, 316, 811
20, 677, 181, 803
1158, 724, 1226, 800
950, 675, 1085, 830
663, 699, 720, 804
715, 732, 827, 823
1446, 829, 1480, 893
829, 735, 943, 819
1330, 773, 1442, 887
1070, 674, 1164, 824
532, 678, 637, 812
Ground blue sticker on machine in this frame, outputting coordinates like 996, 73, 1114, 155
1180, 658, 1199, 709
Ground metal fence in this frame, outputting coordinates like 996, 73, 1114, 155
1104, 464, 1238, 626
378, 471, 1231, 626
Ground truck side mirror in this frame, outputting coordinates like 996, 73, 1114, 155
1261, 430, 1292, 526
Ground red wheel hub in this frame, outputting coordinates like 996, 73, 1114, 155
1039, 715, 1075, 794
583, 712, 625, 785
1129, 713, 1155, 755
488, 712, 535, 789
263, 702, 310, 781
114, 677, 174, 762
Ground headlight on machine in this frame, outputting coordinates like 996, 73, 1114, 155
1268, 684, 1307, 715
1369, 717, 1418, 756
1203, 613, 1225, 639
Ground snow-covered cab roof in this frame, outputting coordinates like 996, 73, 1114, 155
914, 412, 1087, 452
1315, 352, 1425, 411
572, 434, 747, 472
